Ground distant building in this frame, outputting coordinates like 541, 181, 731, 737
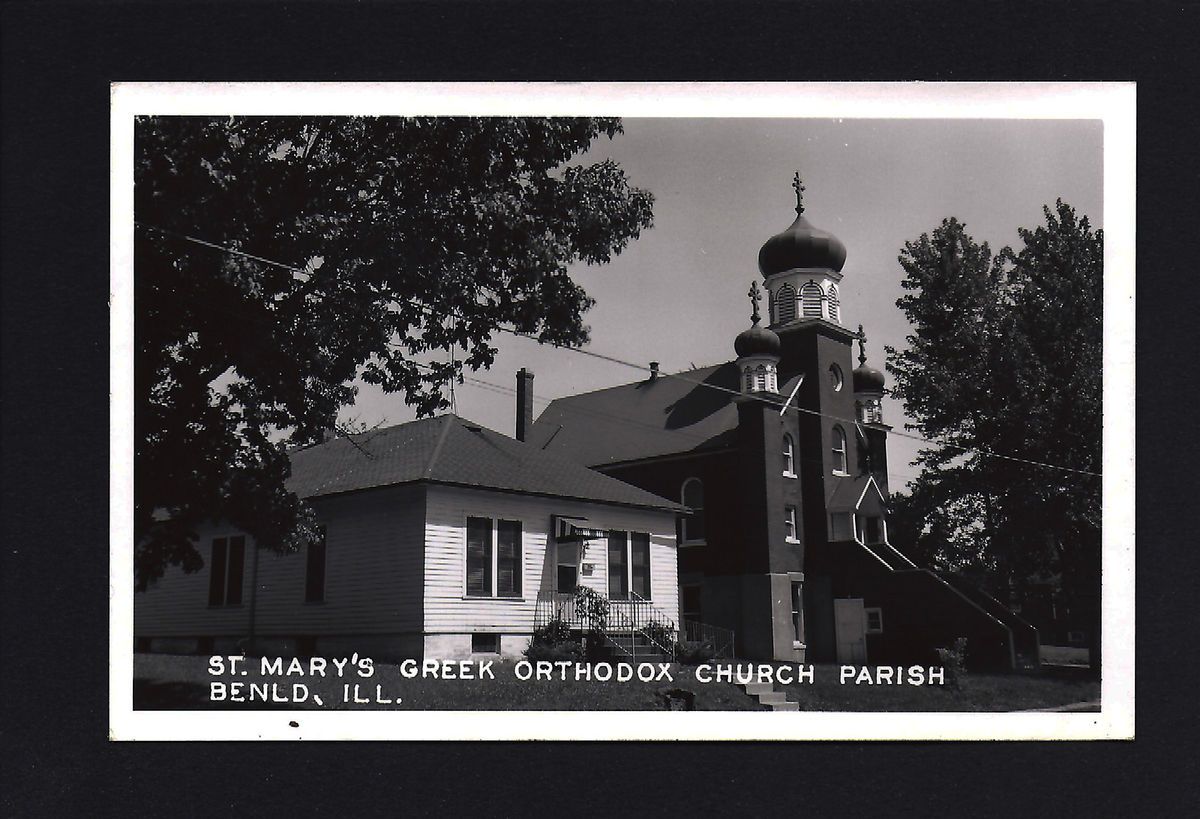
527, 176, 1038, 669
134, 414, 682, 661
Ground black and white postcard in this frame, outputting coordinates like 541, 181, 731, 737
109, 82, 1134, 740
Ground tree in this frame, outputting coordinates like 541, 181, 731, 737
886, 202, 1103, 667
134, 116, 654, 589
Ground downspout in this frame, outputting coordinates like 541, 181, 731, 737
247, 540, 260, 655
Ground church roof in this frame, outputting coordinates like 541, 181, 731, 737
286, 414, 680, 511
527, 363, 803, 467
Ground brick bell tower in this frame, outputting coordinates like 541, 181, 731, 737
757, 173, 862, 548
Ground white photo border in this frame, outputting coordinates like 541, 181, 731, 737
110, 81, 1135, 741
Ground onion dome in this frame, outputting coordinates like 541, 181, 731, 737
853, 364, 885, 394
735, 323, 781, 358
853, 323, 885, 393
735, 280, 781, 357
757, 173, 847, 277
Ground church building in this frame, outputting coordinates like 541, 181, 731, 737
525, 175, 1038, 670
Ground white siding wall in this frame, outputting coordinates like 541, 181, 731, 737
134, 484, 426, 640
423, 484, 679, 658
134, 481, 679, 663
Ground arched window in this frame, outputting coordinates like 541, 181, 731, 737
681, 478, 705, 544
755, 363, 767, 392
783, 434, 795, 476
776, 283, 796, 323
743, 367, 754, 392
827, 283, 840, 323
801, 282, 823, 317
831, 426, 848, 474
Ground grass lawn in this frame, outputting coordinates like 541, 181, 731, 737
133, 654, 761, 711
778, 664, 1099, 712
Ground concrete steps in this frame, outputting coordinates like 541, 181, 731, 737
739, 681, 800, 711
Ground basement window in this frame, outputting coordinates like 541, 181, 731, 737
471, 634, 501, 654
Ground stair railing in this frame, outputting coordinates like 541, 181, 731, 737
680, 618, 736, 659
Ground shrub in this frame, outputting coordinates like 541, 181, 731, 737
639, 620, 677, 652
573, 586, 610, 632
525, 639, 583, 662
935, 636, 969, 689
674, 640, 716, 666
525, 617, 581, 662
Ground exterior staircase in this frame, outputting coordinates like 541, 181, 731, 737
740, 680, 799, 711
596, 632, 673, 663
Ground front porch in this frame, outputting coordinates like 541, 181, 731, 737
533, 589, 735, 660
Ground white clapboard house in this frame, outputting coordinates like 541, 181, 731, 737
134, 414, 683, 661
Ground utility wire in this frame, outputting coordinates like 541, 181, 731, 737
135, 223, 1102, 479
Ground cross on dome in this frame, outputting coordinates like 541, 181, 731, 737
792, 171, 806, 215
748, 281, 762, 325
857, 324, 868, 366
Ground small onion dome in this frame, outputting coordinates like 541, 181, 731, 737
853, 364, 885, 394
757, 214, 848, 277
734, 323, 781, 358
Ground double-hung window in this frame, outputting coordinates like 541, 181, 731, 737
831, 426, 849, 475
608, 530, 651, 600
782, 434, 796, 477
208, 535, 245, 606
466, 517, 522, 598
785, 506, 799, 543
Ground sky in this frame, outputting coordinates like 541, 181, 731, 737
341, 117, 1103, 492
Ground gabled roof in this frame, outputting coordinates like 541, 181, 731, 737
285, 414, 681, 512
527, 363, 802, 467
825, 473, 888, 512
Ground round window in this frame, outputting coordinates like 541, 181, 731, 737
829, 364, 844, 391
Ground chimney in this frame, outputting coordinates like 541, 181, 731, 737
649, 361, 660, 381
516, 368, 535, 441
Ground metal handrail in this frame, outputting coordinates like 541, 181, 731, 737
680, 618, 736, 659
534, 589, 735, 659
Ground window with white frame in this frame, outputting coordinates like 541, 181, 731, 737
827, 283, 841, 323
681, 478, 705, 544
208, 535, 246, 607
607, 530, 651, 600
466, 516, 522, 598
801, 282, 823, 317
865, 607, 883, 634
831, 425, 848, 474
791, 581, 805, 645
785, 505, 799, 543
776, 283, 796, 323
829, 363, 844, 391
782, 434, 796, 476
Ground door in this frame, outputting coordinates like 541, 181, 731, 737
556, 540, 579, 593
834, 598, 868, 663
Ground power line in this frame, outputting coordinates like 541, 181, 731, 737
427, 364, 929, 486
136, 223, 1101, 479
